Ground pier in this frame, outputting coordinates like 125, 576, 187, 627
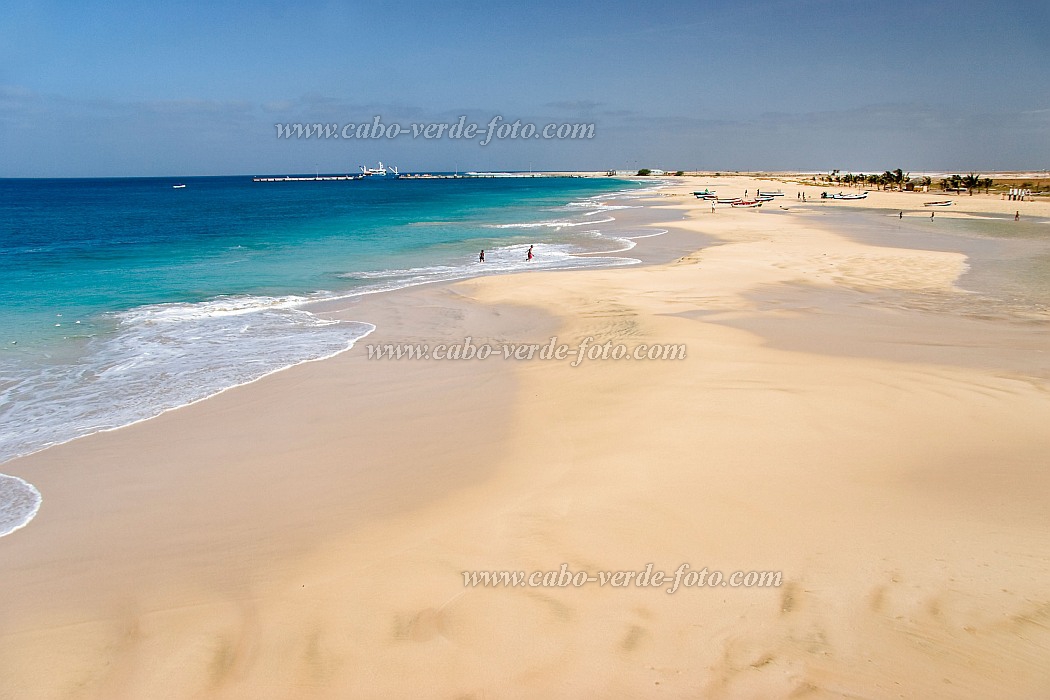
251, 175, 364, 182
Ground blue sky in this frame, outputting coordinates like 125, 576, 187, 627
1, 0, 1048, 176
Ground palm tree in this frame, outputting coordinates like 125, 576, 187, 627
892, 168, 906, 190
961, 172, 981, 196
922, 176, 932, 188
949, 174, 963, 193
981, 177, 993, 194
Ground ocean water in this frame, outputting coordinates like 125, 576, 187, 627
0, 174, 658, 535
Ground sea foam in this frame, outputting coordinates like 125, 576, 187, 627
0, 296, 374, 466
0, 474, 41, 537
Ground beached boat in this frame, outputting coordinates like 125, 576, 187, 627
731, 200, 763, 208
692, 189, 717, 199
716, 197, 742, 204
756, 196, 775, 202
924, 200, 953, 207
757, 190, 785, 197
831, 192, 868, 200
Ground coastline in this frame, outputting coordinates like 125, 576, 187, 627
0, 176, 660, 512
3, 177, 1050, 696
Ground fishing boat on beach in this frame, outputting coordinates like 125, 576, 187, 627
716, 197, 742, 204
924, 200, 953, 207
731, 200, 763, 208
757, 190, 785, 197
831, 192, 868, 200
692, 189, 717, 199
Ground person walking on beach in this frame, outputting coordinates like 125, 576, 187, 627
899, 211, 903, 219
479, 249, 485, 262
931, 212, 935, 219
527, 245, 534, 262
1015, 211, 1020, 221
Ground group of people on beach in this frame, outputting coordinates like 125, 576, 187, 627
478, 245, 533, 263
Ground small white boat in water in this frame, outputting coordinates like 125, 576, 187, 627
172, 184, 186, 189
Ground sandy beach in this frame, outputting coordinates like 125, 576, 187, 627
3, 177, 1050, 698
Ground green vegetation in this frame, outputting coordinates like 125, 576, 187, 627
961, 172, 982, 195
815, 168, 911, 190
636, 168, 652, 176
817, 168, 997, 194
937, 173, 994, 194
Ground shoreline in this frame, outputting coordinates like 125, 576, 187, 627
3, 176, 1050, 696
0, 178, 671, 476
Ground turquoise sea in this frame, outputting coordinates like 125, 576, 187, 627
0, 174, 659, 534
